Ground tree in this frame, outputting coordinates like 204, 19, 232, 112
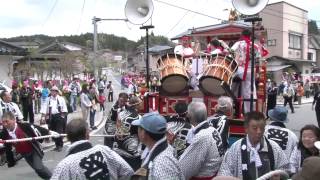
309, 20, 320, 35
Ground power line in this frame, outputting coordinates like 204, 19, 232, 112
77, 0, 86, 33
165, 10, 190, 36
154, 0, 225, 21
42, 0, 59, 27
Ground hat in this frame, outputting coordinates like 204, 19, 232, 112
132, 112, 167, 134
292, 157, 320, 180
174, 102, 188, 115
268, 106, 288, 122
51, 86, 59, 92
128, 96, 142, 106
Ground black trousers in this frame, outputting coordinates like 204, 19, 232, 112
108, 92, 113, 102
49, 114, 66, 148
22, 103, 34, 124
316, 107, 320, 127
23, 151, 52, 180
284, 96, 294, 113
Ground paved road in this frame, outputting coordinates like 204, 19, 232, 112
1, 73, 318, 179
285, 103, 318, 136
0, 74, 125, 180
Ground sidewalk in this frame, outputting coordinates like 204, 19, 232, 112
276, 96, 313, 105
33, 109, 105, 150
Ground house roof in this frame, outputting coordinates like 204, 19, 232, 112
36, 40, 86, 55
9, 41, 40, 47
149, 45, 173, 53
0, 40, 27, 55
171, 21, 251, 40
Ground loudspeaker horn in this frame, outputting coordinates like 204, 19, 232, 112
125, 0, 154, 25
232, 0, 269, 15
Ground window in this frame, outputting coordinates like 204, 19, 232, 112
289, 33, 302, 49
308, 52, 313, 60
267, 39, 276, 46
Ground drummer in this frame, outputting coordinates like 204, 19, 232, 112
231, 29, 261, 113
174, 36, 194, 58
210, 39, 231, 56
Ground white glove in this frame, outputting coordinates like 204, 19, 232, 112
50, 131, 60, 138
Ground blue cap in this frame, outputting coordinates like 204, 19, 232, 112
132, 112, 167, 134
268, 106, 288, 122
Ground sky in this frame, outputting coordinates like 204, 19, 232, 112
0, 0, 319, 41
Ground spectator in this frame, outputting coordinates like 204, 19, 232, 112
51, 119, 134, 180
312, 90, 320, 127
296, 83, 304, 105
20, 80, 34, 124
283, 83, 295, 113
88, 86, 98, 130
46, 86, 68, 152
266, 82, 278, 117
68, 78, 80, 112
304, 80, 311, 98
107, 81, 114, 102
80, 84, 92, 122
289, 125, 320, 174
0, 90, 24, 121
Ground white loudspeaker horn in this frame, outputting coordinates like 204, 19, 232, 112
232, 0, 269, 15
125, 0, 154, 25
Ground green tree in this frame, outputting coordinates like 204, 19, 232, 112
309, 20, 319, 35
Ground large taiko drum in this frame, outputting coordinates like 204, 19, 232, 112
157, 54, 189, 94
199, 54, 237, 95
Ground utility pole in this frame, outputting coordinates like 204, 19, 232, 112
92, 17, 127, 80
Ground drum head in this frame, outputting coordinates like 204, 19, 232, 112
199, 76, 226, 95
161, 75, 188, 93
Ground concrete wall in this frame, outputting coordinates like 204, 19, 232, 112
261, 2, 308, 60
0, 56, 13, 86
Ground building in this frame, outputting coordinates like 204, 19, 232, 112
13, 40, 87, 81
0, 40, 27, 86
260, 1, 312, 83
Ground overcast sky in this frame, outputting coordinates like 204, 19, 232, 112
0, 0, 319, 41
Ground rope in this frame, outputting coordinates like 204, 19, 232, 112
0, 134, 115, 144
256, 170, 289, 180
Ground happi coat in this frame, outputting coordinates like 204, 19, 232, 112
133, 138, 184, 180
51, 144, 134, 180
217, 136, 289, 179
265, 122, 298, 160
179, 121, 223, 179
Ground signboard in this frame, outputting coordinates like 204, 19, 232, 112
114, 55, 122, 61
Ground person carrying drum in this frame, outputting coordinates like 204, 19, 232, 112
207, 96, 233, 154
231, 29, 261, 113
178, 102, 223, 179
166, 101, 192, 158
113, 96, 143, 171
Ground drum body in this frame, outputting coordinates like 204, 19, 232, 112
158, 54, 188, 94
199, 54, 237, 95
